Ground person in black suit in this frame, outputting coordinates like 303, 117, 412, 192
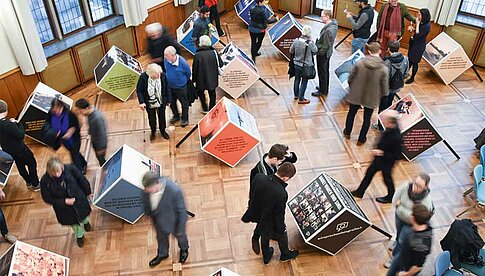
406, 8, 431, 84
351, 110, 402, 203
141, 171, 189, 266
136, 63, 172, 141
145, 23, 181, 72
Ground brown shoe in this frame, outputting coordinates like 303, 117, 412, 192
293, 96, 298, 100
298, 99, 310, 104
342, 129, 350, 140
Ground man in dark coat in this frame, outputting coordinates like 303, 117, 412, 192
242, 162, 299, 264
351, 110, 402, 203
141, 171, 189, 266
145, 23, 181, 72
40, 157, 92, 247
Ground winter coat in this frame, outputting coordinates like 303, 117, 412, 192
43, 110, 81, 151
408, 22, 431, 64
346, 55, 389, 109
192, 46, 223, 91
40, 165, 92, 225
316, 19, 338, 58
392, 183, 434, 224
146, 27, 181, 63
376, 126, 402, 164
136, 72, 171, 107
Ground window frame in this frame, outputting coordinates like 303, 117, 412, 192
86, 0, 115, 24
458, 0, 485, 20
30, 0, 57, 45
51, 0, 88, 36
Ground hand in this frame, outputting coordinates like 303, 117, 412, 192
346, 12, 352, 18
9, 118, 17, 123
139, 103, 146, 110
62, 127, 75, 140
166, 102, 171, 107
65, 198, 76, 206
416, 17, 421, 24
407, 25, 414, 32
371, 149, 384, 156
0, 189, 5, 200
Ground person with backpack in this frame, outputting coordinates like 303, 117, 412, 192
374, 40, 409, 131
386, 203, 433, 276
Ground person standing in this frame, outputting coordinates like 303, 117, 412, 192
192, 35, 223, 113
406, 8, 431, 84
312, 10, 338, 97
343, 42, 389, 145
74, 99, 108, 166
0, 187, 17, 244
290, 25, 318, 104
345, 0, 374, 54
199, 0, 225, 37
136, 63, 171, 141
192, 6, 211, 50
164, 46, 192, 127
145, 23, 181, 72
40, 157, 92, 247
245, 162, 299, 264
0, 100, 40, 190
141, 171, 189, 266
376, 0, 415, 57
351, 110, 402, 203
43, 98, 87, 173
386, 203, 433, 276
249, 0, 270, 62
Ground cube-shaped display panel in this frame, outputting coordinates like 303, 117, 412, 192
268, 12, 303, 60
177, 11, 220, 55
198, 97, 261, 167
0, 149, 14, 187
94, 145, 161, 224
94, 45, 142, 102
18, 82, 73, 145
234, 0, 274, 26
288, 172, 371, 255
219, 42, 260, 98
334, 50, 365, 91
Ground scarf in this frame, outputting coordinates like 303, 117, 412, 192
51, 110, 73, 147
378, 3, 402, 41
147, 76, 162, 108
407, 182, 429, 202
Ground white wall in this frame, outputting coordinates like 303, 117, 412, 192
368, 0, 438, 17
0, 23, 19, 75
146, 0, 170, 9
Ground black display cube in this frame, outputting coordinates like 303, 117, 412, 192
288, 172, 371, 255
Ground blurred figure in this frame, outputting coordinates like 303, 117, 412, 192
345, 0, 374, 53
145, 23, 181, 72
199, 0, 225, 37
41, 157, 92, 247
249, 0, 271, 62
75, 98, 108, 166
0, 187, 17, 243
406, 8, 431, 84
192, 6, 211, 49
192, 35, 223, 113
0, 100, 40, 190
141, 171, 189, 266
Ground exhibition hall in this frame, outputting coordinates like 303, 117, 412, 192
0, 0, 484, 275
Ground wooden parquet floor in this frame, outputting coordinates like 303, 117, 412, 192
1, 11, 485, 275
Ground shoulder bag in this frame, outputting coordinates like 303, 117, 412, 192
301, 43, 316, 79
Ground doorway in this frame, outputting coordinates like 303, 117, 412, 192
312, 0, 333, 15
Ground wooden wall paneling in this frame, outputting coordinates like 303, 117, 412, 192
22, 74, 41, 96
269, 0, 279, 11
40, 49, 81, 93
104, 25, 138, 57
73, 35, 105, 83
226, 0, 238, 11
0, 79, 19, 117
445, 23, 481, 59
334, 0, 360, 30
475, 31, 485, 67
279, 0, 301, 15
4, 72, 30, 113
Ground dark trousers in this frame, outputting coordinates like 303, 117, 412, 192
156, 229, 189, 257
261, 230, 291, 260
64, 138, 87, 172
170, 86, 189, 122
250, 32, 265, 60
344, 104, 374, 142
252, 223, 261, 240
197, 89, 216, 111
93, 147, 106, 166
409, 62, 419, 79
316, 55, 330, 94
377, 92, 398, 129
11, 147, 39, 186
293, 65, 309, 101
355, 157, 396, 198
0, 208, 8, 236
146, 106, 167, 134
209, 5, 224, 36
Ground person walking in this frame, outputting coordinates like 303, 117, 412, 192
141, 171, 189, 266
0, 187, 17, 244
74, 98, 108, 166
43, 98, 87, 173
164, 46, 192, 127
40, 157, 92, 247
192, 6, 211, 50
312, 9, 338, 97
249, 0, 271, 62
199, 0, 225, 37
351, 110, 402, 203
145, 22, 181, 71
345, 0, 374, 53
0, 100, 40, 190
406, 8, 431, 84
136, 63, 171, 141
343, 42, 389, 145
192, 35, 223, 113
290, 25, 318, 104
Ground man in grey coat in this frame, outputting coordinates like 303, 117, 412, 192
75, 99, 107, 166
142, 171, 189, 266
312, 9, 338, 97
343, 42, 389, 145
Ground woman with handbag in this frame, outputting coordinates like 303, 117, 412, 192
192, 35, 223, 113
289, 25, 318, 104
40, 157, 92, 247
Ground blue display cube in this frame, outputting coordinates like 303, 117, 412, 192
234, 0, 274, 26
176, 11, 219, 55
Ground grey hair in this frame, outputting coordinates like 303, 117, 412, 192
199, 35, 211, 47
142, 171, 160, 187
164, 46, 177, 56
145, 63, 162, 75
145, 22, 162, 34
302, 25, 312, 37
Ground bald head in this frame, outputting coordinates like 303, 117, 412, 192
164, 46, 177, 63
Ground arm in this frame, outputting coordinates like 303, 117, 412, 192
69, 165, 92, 196
309, 41, 318, 54
412, 23, 430, 41
289, 42, 295, 54
348, 13, 369, 30
392, 184, 405, 207
273, 195, 288, 237
175, 187, 188, 234
8, 120, 25, 140
136, 74, 146, 105
317, 31, 331, 56
192, 55, 199, 83
380, 69, 389, 97
403, 58, 410, 78
183, 59, 192, 80
161, 73, 171, 104
347, 63, 358, 86
40, 178, 67, 208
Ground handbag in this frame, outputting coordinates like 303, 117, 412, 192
214, 50, 223, 75
301, 43, 316, 80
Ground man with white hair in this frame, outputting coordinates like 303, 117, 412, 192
136, 63, 171, 141
164, 46, 192, 127
145, 22, 181, 71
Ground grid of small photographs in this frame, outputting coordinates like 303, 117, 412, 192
289, 175, 343, 238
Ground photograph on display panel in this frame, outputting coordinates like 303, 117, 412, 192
0, 244, 14, 275
379, 94, 425, 132
219, 43, 258, 73
325, 174, 367, 219
198, 99, 230, 147
334, 50, 365, 90
423, 33, 460, 66
268, 13, 293, 43
95, 147, 123, 201
10, 242, 69, 276
94, 53, 115, 83
225, 99, 260, 139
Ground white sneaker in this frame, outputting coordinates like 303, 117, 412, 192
384, 256, 393, 268
3, 233, 17, 244
387, 239, 396, 251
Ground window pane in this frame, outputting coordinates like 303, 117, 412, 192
88, 0, 114, 22
460, 0, 485, 17
53, 0, 86, 34
29, 0, 55, 44
315, 0, 332, 10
